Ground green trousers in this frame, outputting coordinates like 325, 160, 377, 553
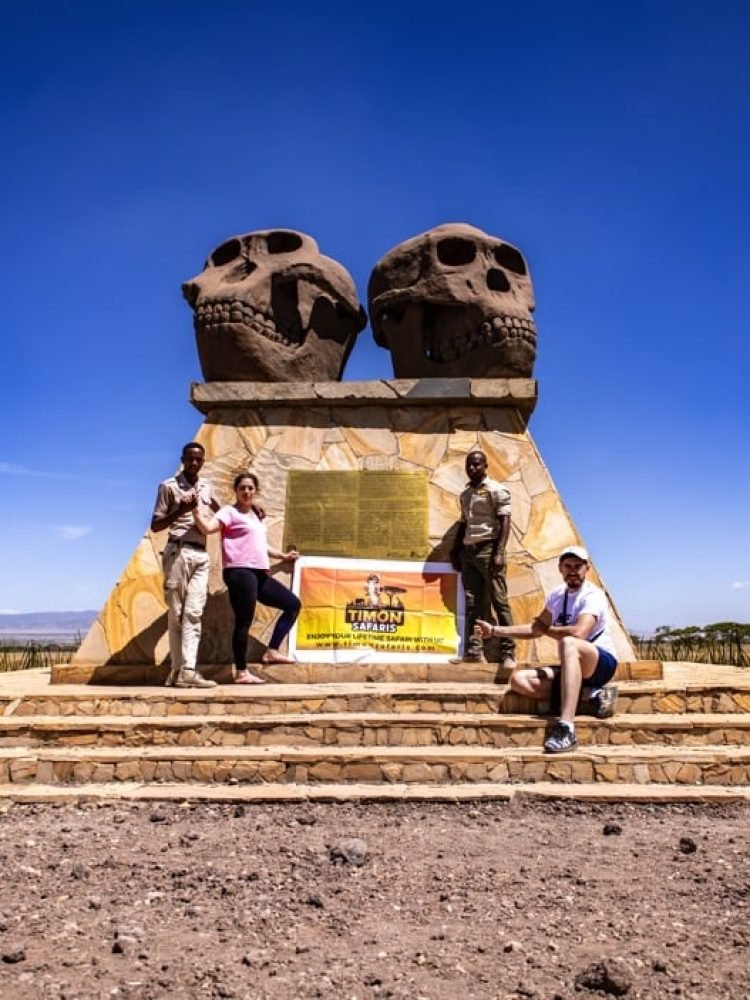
461, 543, 515, 659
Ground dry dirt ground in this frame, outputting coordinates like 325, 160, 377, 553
0, 799, 748, 1000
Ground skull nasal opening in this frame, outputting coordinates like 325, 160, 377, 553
436, 238, 476, 266
487, 269, 511, 292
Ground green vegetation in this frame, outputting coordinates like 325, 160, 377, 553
632, 622, 750, 667
0, 640, 80, 673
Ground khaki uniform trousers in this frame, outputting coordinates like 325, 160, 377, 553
162, 542, 210, 674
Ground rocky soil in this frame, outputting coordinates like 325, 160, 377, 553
0, 799, 748, 999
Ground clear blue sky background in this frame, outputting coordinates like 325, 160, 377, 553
1, 0, 748, 633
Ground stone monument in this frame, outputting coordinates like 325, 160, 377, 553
65, 223, 635, 683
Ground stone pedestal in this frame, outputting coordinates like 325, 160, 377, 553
63, 378, 635, 683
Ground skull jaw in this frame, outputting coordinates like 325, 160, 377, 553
195, 321, 356, 382
376, 304, 537, 379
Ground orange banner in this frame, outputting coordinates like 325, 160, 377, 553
290, 557, 463, 662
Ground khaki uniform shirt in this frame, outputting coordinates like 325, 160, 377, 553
151, 472, 220, 546
460, 476, 511, 545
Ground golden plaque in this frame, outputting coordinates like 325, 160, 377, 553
284, 471, 430, 559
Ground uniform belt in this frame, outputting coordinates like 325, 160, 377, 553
168, 539, 206, 550
464, 540, 495, 553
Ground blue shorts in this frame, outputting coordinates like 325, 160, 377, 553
587, 648, 618, 688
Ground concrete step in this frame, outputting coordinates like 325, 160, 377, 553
0, 780, 747, 804
51, 659, 663, 686
2, 742, 749, 787
1, 712, 749, 750
5, 678, 750, 719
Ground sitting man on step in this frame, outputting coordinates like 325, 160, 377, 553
474, 546, 619, 754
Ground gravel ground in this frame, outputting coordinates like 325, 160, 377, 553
0, 799, 748, 999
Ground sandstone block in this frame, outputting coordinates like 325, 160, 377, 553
654, 695, 685, 713
343, 763, 383, 782
381, 763, 402, 782
465, 763, 488, 782
192, 761, 216, 781
402, 763, 436, 783
35, 760, 54, 783
257, 761, 286, 781
628, 696, 653, 714
546, 762, 573, 782
72, 762, 95, 782
177, 730, 204, 747
488, 763, 510, 781
594, 764, 618, 782
309, 762, 343, 781
571, 762, 595, 782
53, 761, 75, 781
676, 763, 702, 784
231, 762, 260, 782
337, 731, 365, 747
220, 733, 247, 747
115, 761, 141, 780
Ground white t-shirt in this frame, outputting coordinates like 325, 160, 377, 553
544, 581, 617, 658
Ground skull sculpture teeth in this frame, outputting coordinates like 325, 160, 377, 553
368, 223, 537, 379
183, 229, 366, 382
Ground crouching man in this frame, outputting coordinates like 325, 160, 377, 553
475, 546, 618, 754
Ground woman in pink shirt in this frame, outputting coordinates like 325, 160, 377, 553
194, 473, 300, 684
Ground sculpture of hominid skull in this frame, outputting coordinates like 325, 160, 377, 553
183, 229, 367, 382
368, 223, 537, 379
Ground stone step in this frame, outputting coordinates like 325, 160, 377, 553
2, 742, 749, 787
5, 678, 750, 719
0, 780, 747, 804
1, 712, 749, 750
51, 659, 663, 686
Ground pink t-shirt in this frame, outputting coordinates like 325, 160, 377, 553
215, 505, 270, 570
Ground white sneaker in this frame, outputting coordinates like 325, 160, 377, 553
174, 670, 217, 689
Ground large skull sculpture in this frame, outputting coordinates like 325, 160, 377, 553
368, 223, 537, 379
183, 229, 367, 382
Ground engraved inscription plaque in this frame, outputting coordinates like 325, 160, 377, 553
284, 471, 429, 559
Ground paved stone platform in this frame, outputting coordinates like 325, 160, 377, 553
0, 662, 748, 802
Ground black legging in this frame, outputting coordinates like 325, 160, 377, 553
223, 567, 301, 670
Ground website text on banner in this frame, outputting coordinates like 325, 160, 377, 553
290, 557, 463, 663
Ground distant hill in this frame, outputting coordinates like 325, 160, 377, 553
0, 611, 96, 642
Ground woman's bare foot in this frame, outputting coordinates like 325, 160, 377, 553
235, 670, 266, 684
261, 649, 296, 665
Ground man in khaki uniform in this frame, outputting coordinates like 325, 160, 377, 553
151, 442, 220, 688
450, 449, 515, 666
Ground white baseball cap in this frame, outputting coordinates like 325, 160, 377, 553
559, 545, 589, 562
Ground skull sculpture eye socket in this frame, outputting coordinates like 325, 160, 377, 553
436, 238, 477, 266
267, 231, 304, 254
493, 244, 527, 275
210, 239, 242, 267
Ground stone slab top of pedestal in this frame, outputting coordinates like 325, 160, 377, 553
190, 377, 538, 417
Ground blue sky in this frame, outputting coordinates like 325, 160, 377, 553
1, 0, 748, 633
